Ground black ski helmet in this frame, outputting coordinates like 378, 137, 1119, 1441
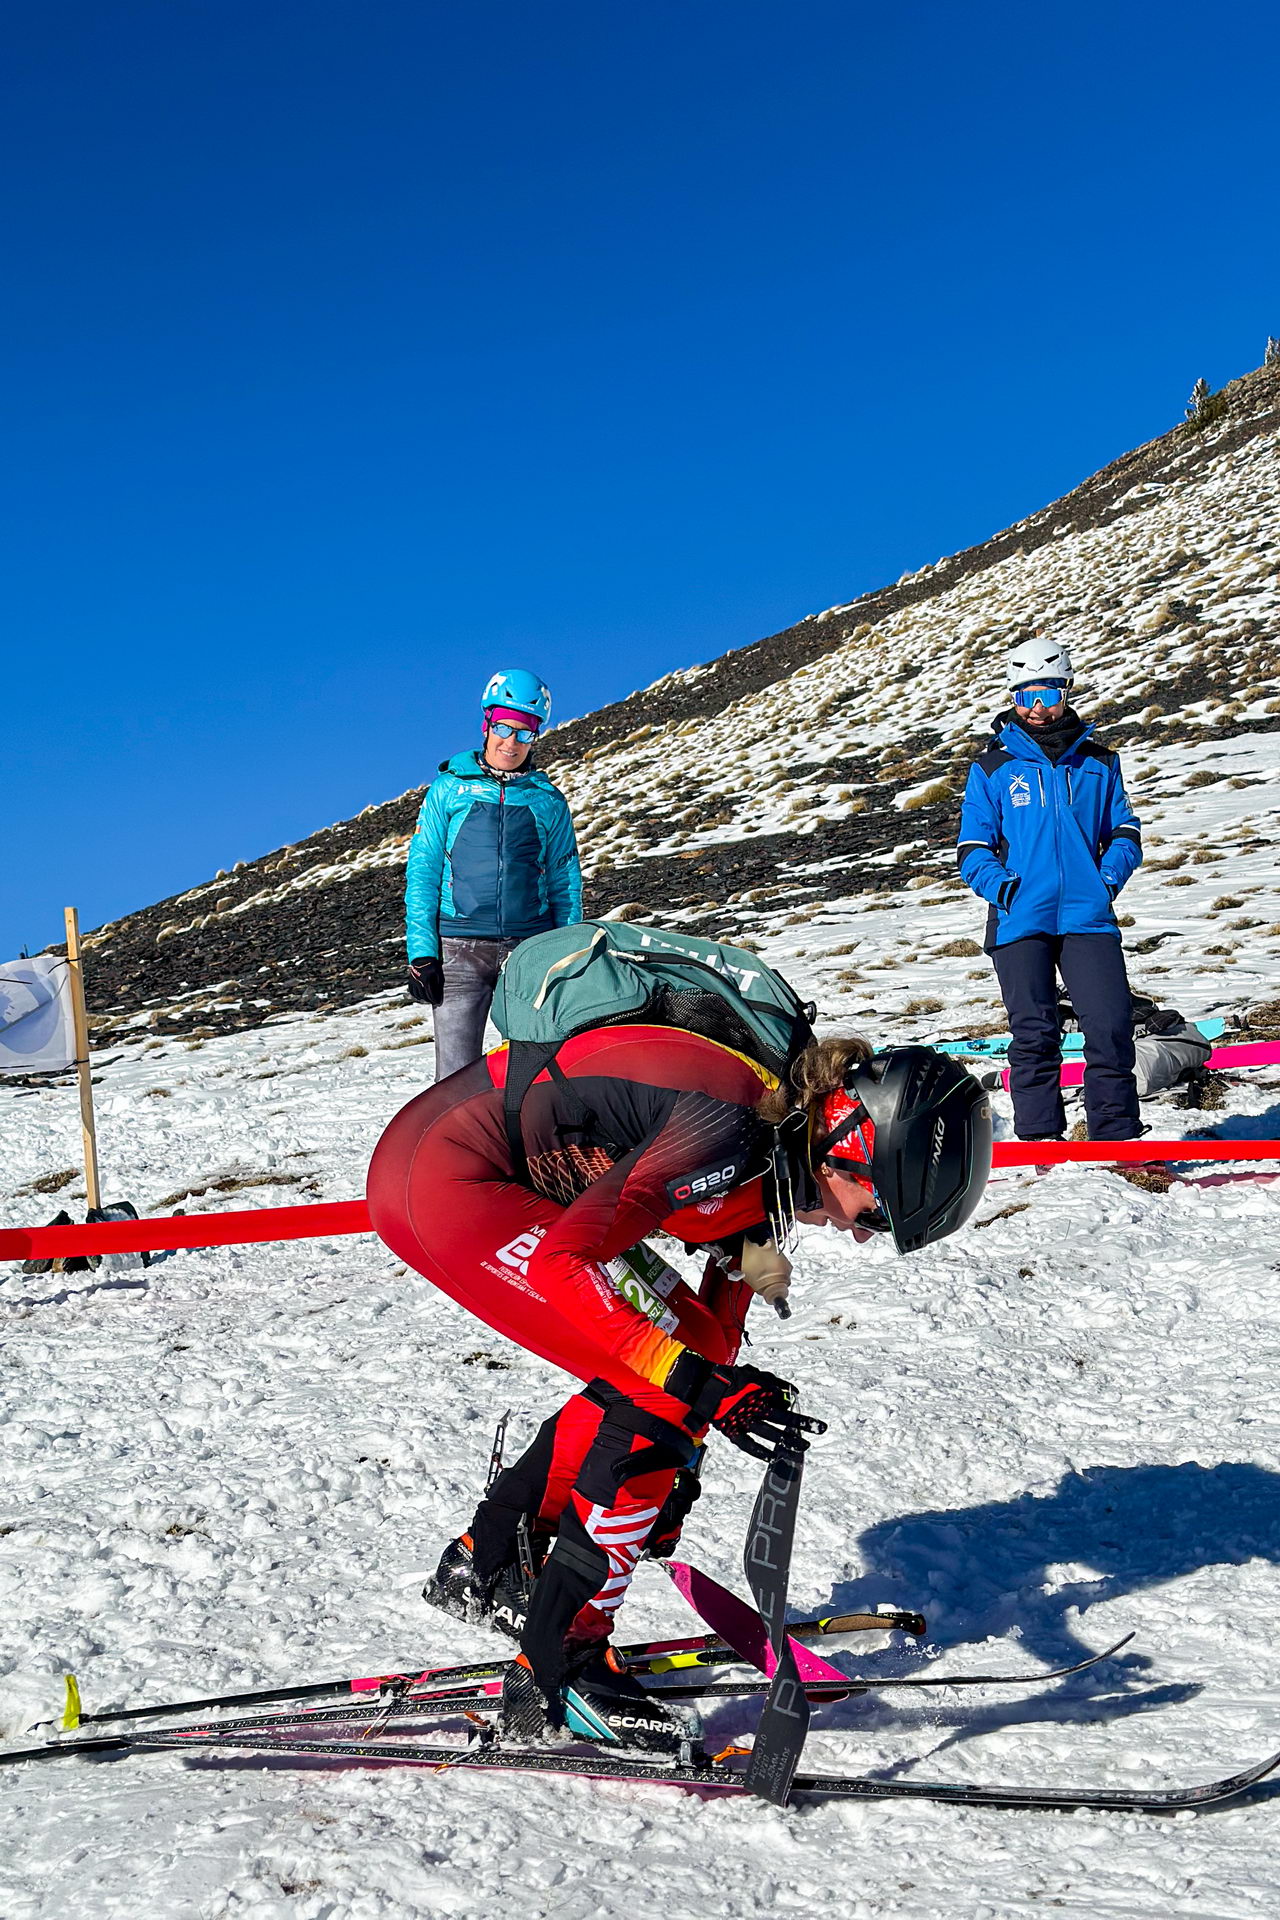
812, 1046, 992, 1253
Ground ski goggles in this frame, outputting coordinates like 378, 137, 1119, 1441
1012, 682, 1068, 710
485, 706, 542, 742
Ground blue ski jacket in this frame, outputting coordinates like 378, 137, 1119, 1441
405, 751, 582, 959
956, 715, 1142, 950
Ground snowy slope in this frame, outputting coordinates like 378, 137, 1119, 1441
4, 363, 1280, 1917
76, 359, 1280, 1045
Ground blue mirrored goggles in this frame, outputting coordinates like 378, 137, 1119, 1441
1013, 681, 1068, 710
487, 721, 538, 743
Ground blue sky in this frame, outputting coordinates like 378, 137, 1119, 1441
4, 0, 1277, 958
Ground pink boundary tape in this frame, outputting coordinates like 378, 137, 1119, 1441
1008, 1039, 1280, 1091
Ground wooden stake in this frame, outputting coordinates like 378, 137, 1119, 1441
63, 907, 102, 1213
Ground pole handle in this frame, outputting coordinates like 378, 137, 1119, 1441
814, 1608, 927, 1639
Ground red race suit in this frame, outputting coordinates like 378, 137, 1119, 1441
367, 1025, 778, 1677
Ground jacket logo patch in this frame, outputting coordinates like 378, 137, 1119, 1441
666, 1161, 740, 1207
1009, 773, 1032, 808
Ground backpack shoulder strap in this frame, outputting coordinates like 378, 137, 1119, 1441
502, 1039, 562, 1184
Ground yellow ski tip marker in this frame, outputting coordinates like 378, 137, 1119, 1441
61, 1675, 82, 1732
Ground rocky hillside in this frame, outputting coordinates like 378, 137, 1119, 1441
76, 358, 1280, 1049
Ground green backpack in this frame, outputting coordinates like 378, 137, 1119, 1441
490, 919, 816, 1177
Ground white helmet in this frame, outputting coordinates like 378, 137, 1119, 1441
1007, 634, 1073, 690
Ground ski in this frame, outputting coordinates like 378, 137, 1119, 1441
46, 1601, 925, 1737
741, 1431, 810, 1804
938, 1019, 1226, 1061
3, 1626, 1143, 1769
89, 1723, 1280, 1813
669, 1560, 1135, 1694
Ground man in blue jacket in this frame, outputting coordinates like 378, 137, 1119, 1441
405, 669, 582, 1080
956, 636, 1143, 1141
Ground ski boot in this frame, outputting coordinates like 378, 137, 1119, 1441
500, 1643, 694, 1758
422, 1533, 542, 1642
422, 1534, 490, 1624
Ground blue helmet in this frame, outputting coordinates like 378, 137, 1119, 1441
481, 668, 552, 728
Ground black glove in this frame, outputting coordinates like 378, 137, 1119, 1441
996, 875, 1021, 912
667, 1354, 824, 1461
407, 956, 444, 1006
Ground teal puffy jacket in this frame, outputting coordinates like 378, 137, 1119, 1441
405, 751, 582, 960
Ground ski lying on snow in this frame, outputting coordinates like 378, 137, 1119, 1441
106, 1726, 1280, 1813
937, 1020, 1228, 1060
49, 1606, 921, 1735
0, 1632, 1136, 1767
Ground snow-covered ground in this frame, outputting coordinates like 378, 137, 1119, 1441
6, 386, 1280, 1918
4, 911, 1280, 1916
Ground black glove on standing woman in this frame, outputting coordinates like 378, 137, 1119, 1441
407, 956, 444, 1005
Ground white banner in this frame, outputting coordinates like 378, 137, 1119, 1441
0, 955, 77, 1076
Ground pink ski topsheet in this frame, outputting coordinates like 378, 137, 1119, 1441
665, 1561, 851, 1685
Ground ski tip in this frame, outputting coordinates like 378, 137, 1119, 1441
61, 1676, 82, 1732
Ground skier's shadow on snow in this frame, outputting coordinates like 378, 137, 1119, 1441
837, 1461, 1280, 1671
768, 1461, 1280, 1754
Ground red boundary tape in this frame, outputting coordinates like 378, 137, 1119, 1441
0, 1198, 372, 1262
991, 1139, 1280, 1168
2, 1142, 1277, 1260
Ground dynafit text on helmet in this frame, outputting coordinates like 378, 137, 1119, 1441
404, 669, 581, 1080
366, 921, 992, 1758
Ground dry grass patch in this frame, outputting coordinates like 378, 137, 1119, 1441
1116, 1165, 1176, 1193
901, 779, 953, 811
15, 1167, 79, 1198
936, 937, 983, 958
972, 1202, 1031, 1229
155, 1171, 310, 1209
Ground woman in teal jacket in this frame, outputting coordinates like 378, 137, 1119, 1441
406, 669, 582, 1079
956, 637, 1143, 1142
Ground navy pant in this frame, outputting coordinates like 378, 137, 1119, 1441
993, 934, 1140, 1141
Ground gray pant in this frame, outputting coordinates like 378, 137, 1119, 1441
433, 937, 520, 1082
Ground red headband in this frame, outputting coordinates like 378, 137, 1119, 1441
818, 1086, 876, 1180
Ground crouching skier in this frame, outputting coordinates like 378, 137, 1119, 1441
367, 983, 990, 1753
